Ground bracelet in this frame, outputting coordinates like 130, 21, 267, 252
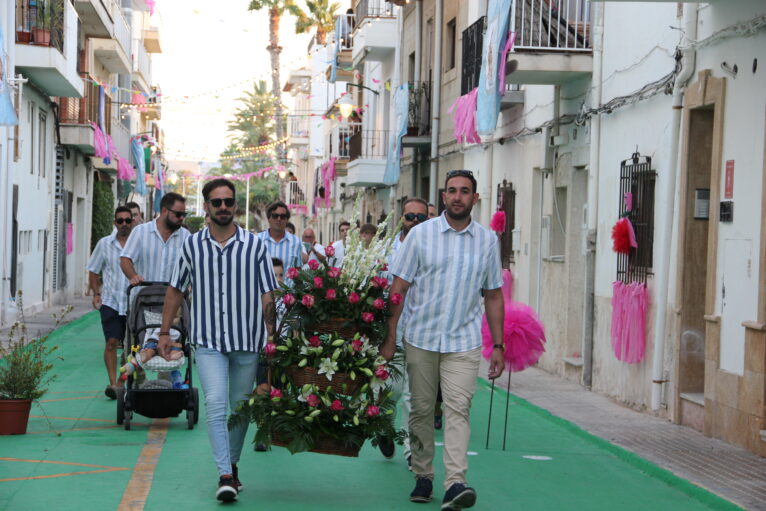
95, 293, 101, 296
159, 331, 170, 336
493, 344, 505, 351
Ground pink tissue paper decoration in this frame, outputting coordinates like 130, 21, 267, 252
497, 32, 517, 94
117, 156, 135, 181
490, 210, 506, 233
91, 123, 107, 159
320, 157, 337, 208
481, 269, 546, 372
66, 223, 73, 255
610, 281, 648, 364
624, 191, 633, 212
448, 88, 480, 144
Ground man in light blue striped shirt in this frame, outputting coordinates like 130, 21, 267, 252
257, 200, 306, 274
120, 192, 190, 286
159, 179, 277, 502
87, 206, 134, 399
382, 170, 506, 510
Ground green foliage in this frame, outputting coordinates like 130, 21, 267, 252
0, 293, 69, 401
91, 180, 115, 251
294, 0, 340, 44
184, 215, 206, 233
227, 81, 279, 149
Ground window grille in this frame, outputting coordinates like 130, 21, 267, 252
496, 179, 516, 266
460, 17, 485, 95
617, 152, 656, 284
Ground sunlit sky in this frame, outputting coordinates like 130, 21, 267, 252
154, 0, 347, 163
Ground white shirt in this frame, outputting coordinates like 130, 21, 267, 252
87, 232, 130, 315
304, 242, 326, 269
330, 239, 345, 267
120, 219, 190, 283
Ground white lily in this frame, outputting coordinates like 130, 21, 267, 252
317, 357, 338, 380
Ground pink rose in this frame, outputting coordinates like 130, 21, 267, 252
366, 405, 380, 417
371, 276, 389, 289
307, 394, 320, 407
380, 263, 388, 272
270, 388, 283, 400
327, 267, 341, 279
390, 293, 403, 305
325, 245, 335, 257
352, 339, 363, 352
330, 399, 344, 411
286, 267, 299, 280
313, 277, 324, 289
373, 298, 386, 310
301, 294, 315, 308
348, 292, 360, 304
263, 343, 277, 357
325, 289, 337, 300
361, 312, 375, 323
283, 293, 296, 306
309, 335, 321, 347
308, 259, 320, 270
374, 366, 390, 381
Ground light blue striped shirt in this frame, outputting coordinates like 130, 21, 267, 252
120, 219, 190, 283
257, 230, 303, 270
391, 214, 503, 353
87, 232, 130, 315
170, 226, 278, 353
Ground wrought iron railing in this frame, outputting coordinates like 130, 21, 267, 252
338, 13, 355, 50
510, 0, 591, 52
461, 16, 485, 96
15, 0, 64, 52
289, 116, 310, 138
355, 0, 393, 23
349, 130, 389, 161
287, 180, 307, 205
58, 79, 112, 133
407, 81, 431, 136
616, 153, 656, 284
496, 179, 516, 266
330, 122, 361, 159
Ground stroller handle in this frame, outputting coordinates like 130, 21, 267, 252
126, 281, 172, 302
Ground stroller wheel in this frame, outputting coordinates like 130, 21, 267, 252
116, 388, 125, 425
193, 388, 199, 425
124, 410, 132, 430
186, 409, 194, 430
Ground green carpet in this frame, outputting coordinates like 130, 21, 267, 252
0, 312, 743, 510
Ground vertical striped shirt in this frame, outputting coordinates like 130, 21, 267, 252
87, 232, 130, 315
120, 219, 190, 282
169, 226, 278, 353
257, 230, 304, 270
391, 214, 503, 353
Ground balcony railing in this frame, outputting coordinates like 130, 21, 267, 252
461, 17, 485, 96
338, 13, 354, 50
58, 79, 112, 133
114, 8, 131, 57
407, 81, 431, 136
286, 181, 307, 206
349, 130, 389, 161
511, 0, 591, 52
330, 122, 361, 159
289, 116, 310, 138
15, 0, 65, 52
355, 0, 393, 23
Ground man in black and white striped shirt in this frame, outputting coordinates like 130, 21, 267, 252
159, 178, 277, 503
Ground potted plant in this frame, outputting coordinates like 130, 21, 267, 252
16, 25, 31, 44
0, 292, 67, 435
32, 0, 62, 47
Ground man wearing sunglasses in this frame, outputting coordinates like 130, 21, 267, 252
257, 201, 306, 276
87, 206, 136, 400
382, 170, 505, 511
120, 192, 191, 286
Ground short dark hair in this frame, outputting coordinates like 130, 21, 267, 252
339, 221, 350, 231
160, 192, 186, 211
267, 200, 290, 219
115, 206, 132, 218
125, 201, 141, 212
271, 257, 284, 269
202, 178, 236, 201
402, 197, 429, 212
360, 223, 377, 235
286, 222, 295, 233
445, 169, 477, 194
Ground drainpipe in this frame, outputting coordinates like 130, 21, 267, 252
582, 2, 604, 389
0, 5, 11, 326
651, 5, 698, 411
413, 0, 422, 199
391, 4, 403, 214
429, 0, 443, 205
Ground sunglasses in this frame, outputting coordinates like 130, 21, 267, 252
270, 213, 289, 220
168, 209, 188, 218
403, 213, 428, 223
208, 198, 236, 208
115, 218, 133, 225
446, 169, 474, 179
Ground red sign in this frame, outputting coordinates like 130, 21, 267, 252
725, 160, 734, 199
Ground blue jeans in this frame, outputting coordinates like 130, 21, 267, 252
196, 347, 259, 476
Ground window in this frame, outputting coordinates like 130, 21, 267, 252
408, 52, 416, 82
28, 103, 35, 174
617, 154, 656, 283
460, 17, 485, 95
496, 180, 516, 266
445, 18, 456, 71
39, 113, 46, 177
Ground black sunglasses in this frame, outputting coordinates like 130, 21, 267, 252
168, 209, 188, 218
404, 213, 427, 223
115, 217, 133, 225
270, 213, 289, 220
208, 198, 236, 208
446, 169, 474, 179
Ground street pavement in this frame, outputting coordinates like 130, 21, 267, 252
0, 306, 759, 510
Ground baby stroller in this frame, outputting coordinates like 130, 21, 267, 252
116, 282, 199, 430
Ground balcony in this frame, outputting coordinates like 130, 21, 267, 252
351, 0, 396, 67
90, 37, 131, 74
326, 13, 355, 81
132, 43, 152, 92
501, 83, 524, 110
15, 0, 84, 97
73, 0, 115, 37
142, 85, 161, 121
402, 81, 432, 148
329, 122, 361, 175
288, 116, 310, 146
505, 0, 593, 85
143, 27, 162, 53
58, 80, 113, 156
346, 129, 389, 187
286, 181, 308, 214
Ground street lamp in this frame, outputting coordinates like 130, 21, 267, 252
337, 94, 355, 119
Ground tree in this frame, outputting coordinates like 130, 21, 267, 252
293, 0, 341, 45
227, 80, 277, 149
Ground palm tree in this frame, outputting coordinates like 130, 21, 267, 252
294, 0, 341, 45
227, 80, 276, 149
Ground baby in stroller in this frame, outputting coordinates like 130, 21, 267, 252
120, 309, 187, 389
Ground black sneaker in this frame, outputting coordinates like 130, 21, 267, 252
104, 386, 117, 400
434, 414, 443, 430
441, 483, 476, 511
216, 476, 238, 502
407, 455, 412, 471
231, 464, 243, 492
378, 436, 395, 459
255, 443, 268, 452
409, 476, 433, 503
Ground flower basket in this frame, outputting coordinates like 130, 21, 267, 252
309, 317, 358, 339
285, 365, 363, 395
272, 432, 361, 457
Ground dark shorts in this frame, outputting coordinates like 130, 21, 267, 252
100, 305, 126, 342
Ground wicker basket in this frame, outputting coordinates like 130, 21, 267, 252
309, 317, 358, 339
272, 432, 360, 457
285, 365, 363, 395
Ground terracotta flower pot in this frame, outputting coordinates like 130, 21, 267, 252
32, 28, 50, 46
16, 30, 31, 43
0, 399, 32, 435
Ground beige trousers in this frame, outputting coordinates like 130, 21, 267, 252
405, 342, 481, 489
